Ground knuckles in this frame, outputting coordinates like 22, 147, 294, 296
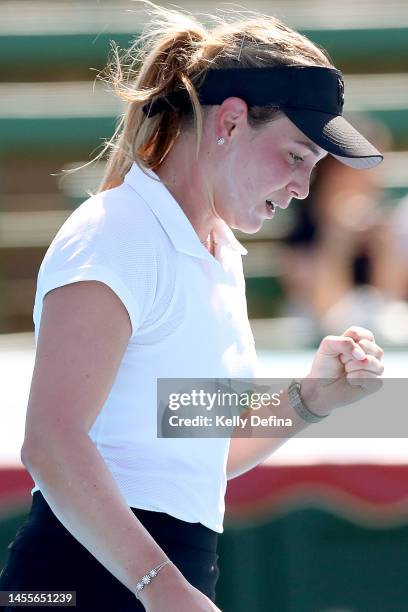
342, 326, 375, 341
358, 338, 385, 358
345, 356, 384, 375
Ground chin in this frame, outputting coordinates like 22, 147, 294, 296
224, 206, 264, 234
233, 219, 263, 234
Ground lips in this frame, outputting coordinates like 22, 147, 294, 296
265, 201, 275, 218
266, 198, 292, 210
265, 199, 276, 212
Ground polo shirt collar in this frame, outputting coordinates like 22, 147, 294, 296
123, 162, 248, 259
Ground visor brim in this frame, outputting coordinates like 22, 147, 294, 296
283, 109, 384, 169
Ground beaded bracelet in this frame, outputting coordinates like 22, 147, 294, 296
134, 560, 173, 599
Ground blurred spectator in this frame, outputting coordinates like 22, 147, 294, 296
279, 116, 408, 344
392, 193, 408, 292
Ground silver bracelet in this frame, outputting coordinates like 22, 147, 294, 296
288, 379, 329, 423
134, 559, 173, 599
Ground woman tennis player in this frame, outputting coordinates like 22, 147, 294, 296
0, 2, 385, 610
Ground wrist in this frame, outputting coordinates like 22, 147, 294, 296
136, 560, 189, 608
297, 377, 332, 418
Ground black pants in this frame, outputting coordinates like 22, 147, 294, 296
0, 491, 220, 610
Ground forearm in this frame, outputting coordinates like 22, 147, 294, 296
226, 329, 383, 479
226, 387, 314, 480
21, 430, 185, 604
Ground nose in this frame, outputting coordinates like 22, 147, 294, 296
287, 172, 311, 200
287, 181, 310, 200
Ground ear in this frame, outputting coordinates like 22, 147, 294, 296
215, 97, 249, 142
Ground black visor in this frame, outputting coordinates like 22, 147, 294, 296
142, 65, 383, 169
283, 107, 383, 169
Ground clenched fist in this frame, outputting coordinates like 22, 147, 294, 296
300, 326, 385, 417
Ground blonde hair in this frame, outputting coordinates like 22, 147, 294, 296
80, 1, 335, 192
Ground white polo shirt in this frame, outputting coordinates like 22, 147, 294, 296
31, 161, 258, 533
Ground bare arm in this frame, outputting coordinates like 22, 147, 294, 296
21, 281, 195, 609
227, 329, 384, 480
226, 389, 312, 480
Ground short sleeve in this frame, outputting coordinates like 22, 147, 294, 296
33, 190, 159, 343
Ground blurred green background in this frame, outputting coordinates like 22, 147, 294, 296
1, 0, 408, 344
1, 2, 408, 611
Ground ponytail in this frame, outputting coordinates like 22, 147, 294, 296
97, 3, 208, 190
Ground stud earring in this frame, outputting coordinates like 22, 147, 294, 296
217, 137, 225, 145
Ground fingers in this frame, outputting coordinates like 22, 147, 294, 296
339, 328, 385, 383
342, 326, 375, 343
345, 354, 384, 376
319, 335, 367, 360
339, 338, 385, 365
346, 373, 383, 393
320, 329, 385, 385
356, 339, 384, 359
